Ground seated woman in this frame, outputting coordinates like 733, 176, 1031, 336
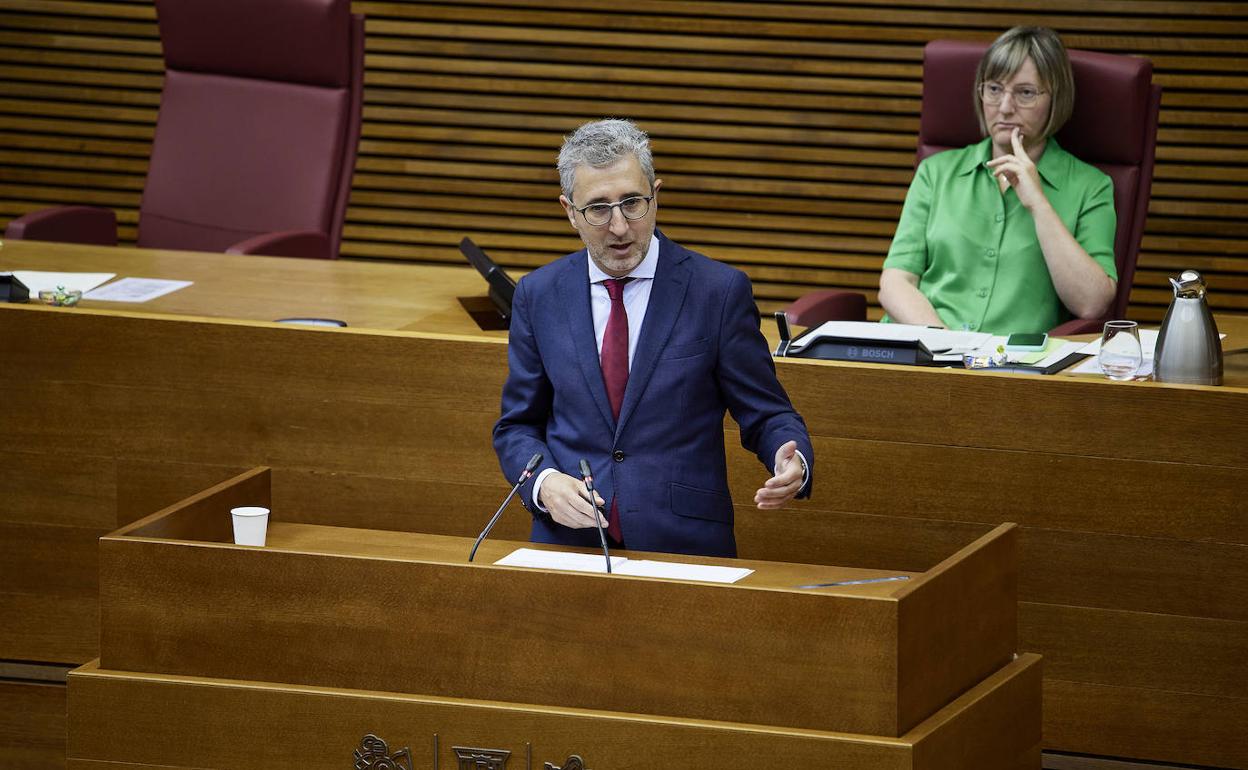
879, 26, 1118, 335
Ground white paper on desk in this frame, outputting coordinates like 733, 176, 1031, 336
791, 321, 991, 355
1077, 329, 1162, 357
493, 548, 752, 583
11, 270, 115, 296
84, 277, 192, 302
613, 559, 752, 583
1071, 356, 1155, 377
495, 547, 626, 574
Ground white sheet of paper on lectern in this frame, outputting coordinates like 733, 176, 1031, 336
495, 547, 753, 583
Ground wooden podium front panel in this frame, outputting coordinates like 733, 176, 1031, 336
95, 470, 1017, 738
98, 527, 903, 736
67, 655, 1042, 770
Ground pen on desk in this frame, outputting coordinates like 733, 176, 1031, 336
798, 575, 911, 589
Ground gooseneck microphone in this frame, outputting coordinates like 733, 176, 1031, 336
468, 452, 542, 563
578, 458, 613, 574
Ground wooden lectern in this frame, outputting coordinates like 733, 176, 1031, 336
68, 468, 1041, 769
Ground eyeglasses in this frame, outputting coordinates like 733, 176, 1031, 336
980, 82, 1047, 107
574, 195, 654, 227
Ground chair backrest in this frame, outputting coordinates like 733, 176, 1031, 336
916, 40, 1161, 320
138, 0, 364, 257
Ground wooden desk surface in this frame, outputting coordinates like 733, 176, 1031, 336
0, 238, 507, 337
765, 315, 1248, 390
8, 237, 1244, 388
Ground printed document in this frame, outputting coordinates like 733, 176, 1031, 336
84, 277, 192, 302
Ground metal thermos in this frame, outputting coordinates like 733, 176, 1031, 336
1153, 270, 1222, 385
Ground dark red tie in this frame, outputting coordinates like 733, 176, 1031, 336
600, 277, 631, 543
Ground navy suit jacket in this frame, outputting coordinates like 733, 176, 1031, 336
492, 233, 813, 558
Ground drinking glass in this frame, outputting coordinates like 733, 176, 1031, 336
1099, 320, 1142, 381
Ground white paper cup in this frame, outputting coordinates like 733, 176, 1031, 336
230, 506, 270, 546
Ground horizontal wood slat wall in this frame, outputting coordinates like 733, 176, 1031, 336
1, 1, 1247, 321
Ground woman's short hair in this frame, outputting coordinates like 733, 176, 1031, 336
974, 26, 1075, 140
557, 119, 655, 201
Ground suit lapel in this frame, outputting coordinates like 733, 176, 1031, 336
556, 251, 616, 433
616, 234, 690, 439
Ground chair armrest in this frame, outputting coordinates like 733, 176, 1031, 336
4, 206, 118, 245
226, 231, 333, 260
1050, 318, 1108, 336
785, 289, 868, 326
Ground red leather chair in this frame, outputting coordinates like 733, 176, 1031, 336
786, 40, 1161, 334
5, 0, 364, 260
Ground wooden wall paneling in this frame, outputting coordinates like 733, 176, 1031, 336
0, 449, 115, 664
2, 1, 1246, 321
1019, 603, 1247, 699
772, 362, 1248, 468
1043, 679, 1248, 770
727, 436, 1245, 543
0, 522, 102, 663
0, 681, 67, 770
1017, 529, 1248, 621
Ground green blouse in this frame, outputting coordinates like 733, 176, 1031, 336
882, 137, 1117, 335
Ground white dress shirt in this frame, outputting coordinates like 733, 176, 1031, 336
588, 233, 659, 364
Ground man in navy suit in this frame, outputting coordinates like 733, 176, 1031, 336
493, 119, 813, 558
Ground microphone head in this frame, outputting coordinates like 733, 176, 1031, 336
578, 458, 592, 479
524, 452, 543, 473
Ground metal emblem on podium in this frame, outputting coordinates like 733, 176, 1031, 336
353, 734, 413, 770
453, 745, 511, 769
543, 755, 587, 770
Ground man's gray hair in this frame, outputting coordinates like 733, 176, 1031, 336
557, 118, 656, 201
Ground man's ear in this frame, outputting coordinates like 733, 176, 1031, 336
558, 195, 577, 229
